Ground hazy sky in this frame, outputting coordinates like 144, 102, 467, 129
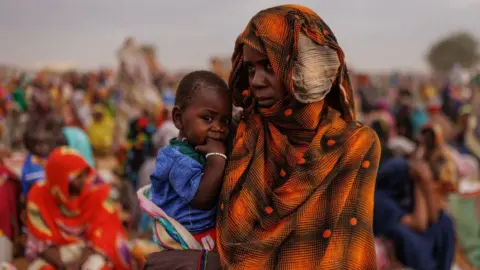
0, 0, 479, 72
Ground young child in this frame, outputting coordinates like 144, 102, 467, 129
150, 70, 232, 250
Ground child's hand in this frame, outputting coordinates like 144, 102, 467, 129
195, 138, 226, 155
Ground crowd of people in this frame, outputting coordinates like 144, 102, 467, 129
0, 4, 479, 270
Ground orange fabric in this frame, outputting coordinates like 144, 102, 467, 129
217, 5, 380, 269
26, 147, 132, 269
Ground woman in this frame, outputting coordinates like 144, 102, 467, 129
425, 100, 456, 143
62, 126, 95, 168
114, 37, 162, 150
88, 104, 115, 155
123, 109, 156, 189
146, 5, 380, 269
370, 119, 394, 166
217, 5, 379, 269
416, 124, 458, 207
374, 156, 456, 270
26, 147, 132, 270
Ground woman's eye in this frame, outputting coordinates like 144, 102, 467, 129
265, 63, 273, 73
223, 118, 231, 125
247, 65, 255, 74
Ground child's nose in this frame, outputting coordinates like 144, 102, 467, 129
211, 122, 225, 132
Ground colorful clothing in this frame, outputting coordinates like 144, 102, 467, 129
62, 126, 95, 168
448, 192, 480, 267
123, 114, 156, 188
150, 138, 214, 234
138, 185, 208, 250
12, 86, 27, 112
26, 147, 132, 270
88, 105, 114, 152
20, 154, 45, 196
27, 240, 108, 270
218, 5, 380, 269
0, 166, 20, 242
374, 157, 455, 270
417, 124, 458, 195
0, 165, 20, 263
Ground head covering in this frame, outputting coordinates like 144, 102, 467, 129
459, 104, 473, 116
418, 124, 458, 192
218, 5, 379, 269
230, 5, 354, 121
44, 147, 92, 206
62, 127, 95, 168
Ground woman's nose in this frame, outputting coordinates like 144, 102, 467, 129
251, 69, 267, 89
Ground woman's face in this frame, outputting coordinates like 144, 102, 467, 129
93, 111, 104, 122
69, 168, 90, 197
420, 129, 436, 150
243, 46, 285, 109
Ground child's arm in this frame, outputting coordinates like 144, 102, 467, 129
191, 138, 227, 210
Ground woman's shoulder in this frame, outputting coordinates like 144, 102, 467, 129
335, 119, 380, 145
320, 119, 381, 163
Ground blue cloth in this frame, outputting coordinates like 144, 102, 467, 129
62, 127, 95, 168
162, 90, 175, 108
21, 154, 45, 195
411, 108, 430, 135
374, 157, 455, 270
150, 139, 214, 234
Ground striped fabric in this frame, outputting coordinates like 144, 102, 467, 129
217, 5, 380, 269
137, 185, 202, 250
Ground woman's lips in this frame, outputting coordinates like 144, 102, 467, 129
256, 97, 275, 107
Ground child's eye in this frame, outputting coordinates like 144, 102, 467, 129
202, 116, 213, 122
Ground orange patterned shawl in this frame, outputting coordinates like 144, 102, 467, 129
217, 5, 380, 269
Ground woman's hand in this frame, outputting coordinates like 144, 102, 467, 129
408, 158, 433, 183
408, 158, 440, 224
40, 246, 68, 270
65, 261, 82, 270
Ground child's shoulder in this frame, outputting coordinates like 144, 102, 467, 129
158, 139, 206, 166
152, 145, 205, 181
156, 144, 205, 167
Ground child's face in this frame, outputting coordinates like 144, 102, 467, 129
173, 86, 232, 146
32, 131, 54, 157
93, 111, 104, 121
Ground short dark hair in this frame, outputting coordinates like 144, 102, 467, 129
175, 71, 228, 110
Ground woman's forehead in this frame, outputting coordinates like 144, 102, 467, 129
243, 45, 267, 62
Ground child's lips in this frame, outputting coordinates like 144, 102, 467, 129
207, 135, 227, 141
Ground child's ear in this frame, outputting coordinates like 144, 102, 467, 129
172, 106, 183, 130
